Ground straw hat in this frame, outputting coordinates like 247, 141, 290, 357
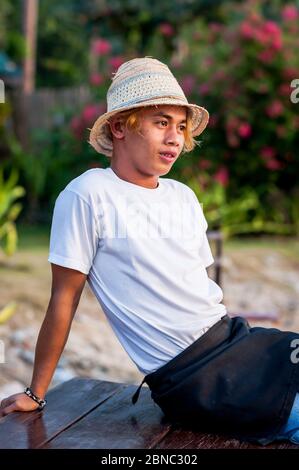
89, 57, 209, 157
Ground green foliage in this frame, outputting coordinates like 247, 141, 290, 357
0, 0, 228, 85
8, 119, 107, 222
187, 174, 295, 237
0, 166, 25, 256
0, 0, 25, 61
1, 0, 89, 86
1, 0, 298, 236
10, 139, 48, 203
0, 100, 12, 158
37, 0, 90, 86
0, 0, 12, 48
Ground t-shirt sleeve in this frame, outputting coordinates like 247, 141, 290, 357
200, 212, 215, 268
48, 189, 99, 275
187, 188, 215, 268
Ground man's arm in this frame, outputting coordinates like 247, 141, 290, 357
0, 264, 87, 417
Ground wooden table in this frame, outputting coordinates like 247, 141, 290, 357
0, 378, 297, 449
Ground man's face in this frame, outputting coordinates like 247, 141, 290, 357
111, 105, 187, 179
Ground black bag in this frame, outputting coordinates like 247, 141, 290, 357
132, 315, 299, 445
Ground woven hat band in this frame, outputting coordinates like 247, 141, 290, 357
108, 72, 187, 112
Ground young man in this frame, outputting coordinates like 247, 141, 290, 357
1, 57, 299, 446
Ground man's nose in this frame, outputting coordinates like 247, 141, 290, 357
165, 126, 182, 145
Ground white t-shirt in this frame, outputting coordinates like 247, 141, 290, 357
48, 167, 227, 375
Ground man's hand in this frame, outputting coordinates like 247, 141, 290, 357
0, 392, 39, 418
0, 264, 87, 420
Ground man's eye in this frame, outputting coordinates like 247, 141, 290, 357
157, 121, 186, 130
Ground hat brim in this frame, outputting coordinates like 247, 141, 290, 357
88, 98, 209, 157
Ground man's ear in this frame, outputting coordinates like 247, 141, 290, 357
108, 116, 126, 140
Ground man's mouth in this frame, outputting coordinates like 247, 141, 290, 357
159, 152, 176, 163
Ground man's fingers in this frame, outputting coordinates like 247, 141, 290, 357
0, 393, 39, 417
0, 397, 13, 409
0, 402, 17, 418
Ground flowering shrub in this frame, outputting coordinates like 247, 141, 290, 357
164, 0, 299, 233
68, 39, 126, 169
66, 1, 299, 234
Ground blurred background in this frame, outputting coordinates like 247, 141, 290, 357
0, 0, 299, 398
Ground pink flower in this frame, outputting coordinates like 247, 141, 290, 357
71, 104, 106, 139
82, 104, 100, 122
70, 116, 84, 139
181, 75, 196, 95
254, 21, 282, 50
159, 23, 174, 37
82, 104, 106, 124
210, 23, 222, 33
263, 20, 281, 36
258, 49, 276, 64
224, 88, 239, 100
282, 5, 299, 22
208, 114, 219, 128
278, 83, 291, 97
238, 123, 252, 138
108, 56, 124, 70
90, 73, 104, 86
272, 35, 282, 51
240, 21, 255, 39
255, 29, 269, 46
91, 38, 112, 56
266, 100, 284, 118
214, 166, 229, 187
199, 159, 211, 170
227, 133, 240, 148
264, 21, 282, 50
261, 148, 283, 170
198, 83, 210, 95
283, 67, 298, 80
264, 158, 283, 170
261, 147, 276, 159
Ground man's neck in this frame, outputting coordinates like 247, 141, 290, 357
110, 164, 159, 189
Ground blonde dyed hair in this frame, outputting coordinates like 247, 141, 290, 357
108, 106, 200, 154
